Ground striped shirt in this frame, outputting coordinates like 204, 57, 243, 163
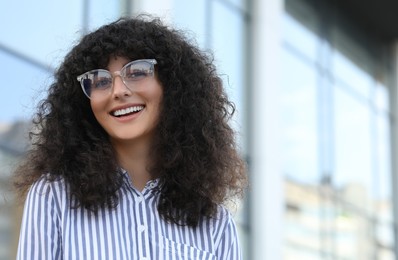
17, 170, 242, 259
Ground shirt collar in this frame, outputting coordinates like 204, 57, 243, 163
118, 167, 160, 192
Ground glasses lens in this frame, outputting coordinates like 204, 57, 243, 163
77, 59, 156, 99
122, 60, 154, 85
80, 70, 112, 98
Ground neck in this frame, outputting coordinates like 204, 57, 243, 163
111, 138, 152, 191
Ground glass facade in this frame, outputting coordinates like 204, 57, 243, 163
282, 0, 395, 259
1, 0, 398, 259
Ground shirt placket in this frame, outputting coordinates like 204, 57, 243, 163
120, 169, 157, 260
134, 184, 155, 260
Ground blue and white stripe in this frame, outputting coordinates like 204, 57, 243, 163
17, 170, 241, 259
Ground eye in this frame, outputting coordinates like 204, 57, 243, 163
125, 69, 149, 80
93, 77, 112, 89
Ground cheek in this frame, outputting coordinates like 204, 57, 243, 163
90, 99, 107, 122
90, 100, 99, 115
146, 82, 163, 111
146, 91, 163, 126
153, 91, 163, 116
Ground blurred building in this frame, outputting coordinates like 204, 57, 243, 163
0, 122, 30, 260
1, 0, 398, 259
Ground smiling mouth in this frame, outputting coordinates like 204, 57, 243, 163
111, 105, 145, 117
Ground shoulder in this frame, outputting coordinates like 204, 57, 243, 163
215, 205, 237, 224
18, 175, 66, 259
26, 174, 68, 212
29, 174, 66, 195
206, 205, 241, 256
207, 205, 238, 238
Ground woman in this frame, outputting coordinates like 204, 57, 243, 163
15, 16, 247, 259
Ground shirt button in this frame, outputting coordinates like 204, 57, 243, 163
138, 225, 146, 232
149, 182, 156, 188
136, 196, 143, 202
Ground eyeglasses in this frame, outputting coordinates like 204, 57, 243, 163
77, 59, 157, 99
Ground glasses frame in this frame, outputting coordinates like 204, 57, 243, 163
76, 59, 157, 99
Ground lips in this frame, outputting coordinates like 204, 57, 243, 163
111, 105, 145, 117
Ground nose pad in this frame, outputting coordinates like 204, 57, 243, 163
111, 75, 132, 97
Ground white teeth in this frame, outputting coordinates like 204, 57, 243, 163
113, 106, 144, 116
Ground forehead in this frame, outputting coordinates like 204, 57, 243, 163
106, 56, 131, 70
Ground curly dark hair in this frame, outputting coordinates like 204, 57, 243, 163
14, 16, 247, 227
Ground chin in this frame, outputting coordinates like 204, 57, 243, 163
110, 130, 154, 143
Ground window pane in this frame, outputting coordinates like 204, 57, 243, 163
377, 248, 395, 260
88, 0, 120, 30
334, 207, 375, 260
173, 0, 206, 49
332, 51, 373, 99
375, 82, 389, 112
283, 0, 321, 62
375, 113, 393, 221
281, 50, 319, 184
284, 179, 322, 260
333, 86, 372, 211
211, 2, 245, 144
376, 222, 395, 251
0, 51, 50, 123
224, 0, 246, 11
331, 24, 376, 100
0, 0, 82, 66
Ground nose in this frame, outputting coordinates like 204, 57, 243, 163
111, 75, 132, 98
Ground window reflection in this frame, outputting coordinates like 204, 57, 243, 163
375, 114, 392, 215
332, 51, 373, 99
173, 0, 206, 49
375, 82, 390, 112
281, 14, 322, 259
284, 179, 321, 260
0, 51, 50, 122
333, 86, 373, 211
282, 0, 395, 258
284, 0, 321, 62
224, 0, 246, 11
0, 0, 82, 66
211, 0, 245, 149
334, 207, 374, 260
281, 50, 319, 184
88, 0, 119, 29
